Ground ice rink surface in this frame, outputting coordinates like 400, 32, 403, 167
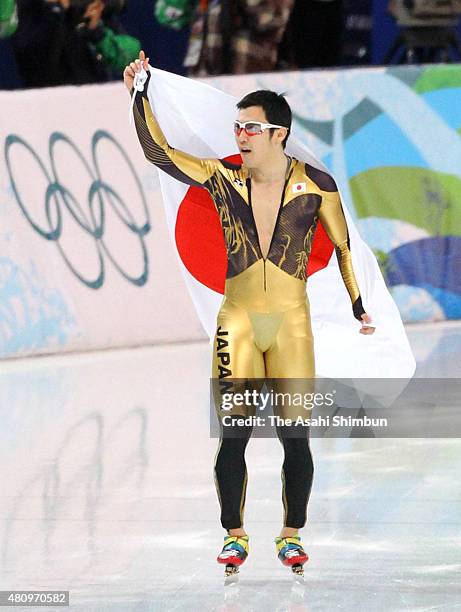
0, 322, 460, 612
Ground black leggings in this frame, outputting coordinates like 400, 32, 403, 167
214, 423, 314, 530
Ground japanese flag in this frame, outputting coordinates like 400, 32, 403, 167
143, 67, 415, 380
292, 182, 307, 194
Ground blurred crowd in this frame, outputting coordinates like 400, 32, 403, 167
0, 0, 460, 89
0, 0, 140, 87
181, 0, 345, 76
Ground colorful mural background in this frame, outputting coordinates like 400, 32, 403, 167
303, 65, 461, 322
211, 64, 461, 323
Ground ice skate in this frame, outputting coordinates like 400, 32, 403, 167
217, 534, 249, 584
275, 535, 308, 581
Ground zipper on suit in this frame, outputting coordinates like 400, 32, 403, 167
246, 158, 294, 293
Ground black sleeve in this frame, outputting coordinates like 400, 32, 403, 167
132, 70, 219, 187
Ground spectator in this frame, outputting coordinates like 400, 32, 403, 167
184, 0, 294, 76
279, 0, 344, 69
0, 0, 18, 37
11, 0, 140, 88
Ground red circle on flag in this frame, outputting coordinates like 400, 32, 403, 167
175, 155, 334, 294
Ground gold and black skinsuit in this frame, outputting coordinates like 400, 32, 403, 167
133, 76, 365, 530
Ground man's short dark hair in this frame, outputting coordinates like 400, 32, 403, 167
237, 90, 292, 149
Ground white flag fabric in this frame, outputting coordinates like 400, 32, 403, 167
143, 67, 416, 380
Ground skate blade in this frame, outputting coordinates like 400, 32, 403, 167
291, 564, 305, 583
224, 564, 240, 586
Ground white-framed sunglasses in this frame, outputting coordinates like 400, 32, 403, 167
233, 120, 287, 136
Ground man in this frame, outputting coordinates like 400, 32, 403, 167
124, 50, 375, 578
279, 0, 343, 69
184, 0, 294, 75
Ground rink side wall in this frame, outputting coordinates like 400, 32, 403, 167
1, 64, 460, 359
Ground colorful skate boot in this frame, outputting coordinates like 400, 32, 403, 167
217, 534, 249, 582
275, 535, 308, 579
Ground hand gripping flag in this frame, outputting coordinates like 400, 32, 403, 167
139, 67, 416, 380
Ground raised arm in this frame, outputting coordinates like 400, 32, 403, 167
124, 51, 218, 187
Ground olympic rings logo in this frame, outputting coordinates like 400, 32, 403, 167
4, 131, 151, 289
